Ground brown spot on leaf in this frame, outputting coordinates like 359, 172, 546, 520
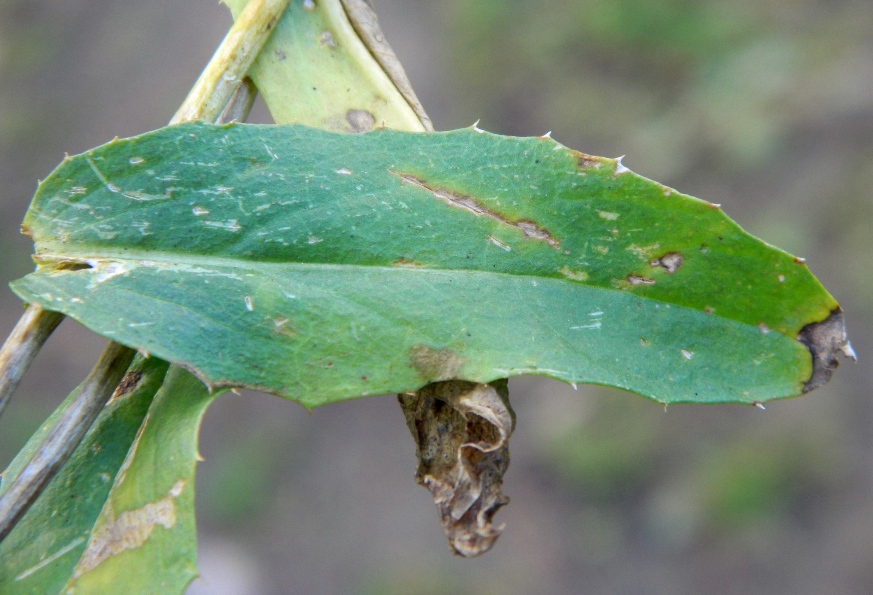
797, 308, 855, 393
392, 172, 562, 250
346, 109, 376, 132
318, 30, 337, 48
649, 252, 684, 274
73, 480, 185, 578
392, 258, 423, 268
627, 274, 655, 286
272, 317, 298, 338
398, 379, 514, 557
576, 153, 601, 169
409, 344, 465, 381
55, 261, 94, 272
559, 266, 588, 281
110, 370, 143, 402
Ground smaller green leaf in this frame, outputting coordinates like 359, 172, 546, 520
0, 356, 168, 593
0, 362, 218, 595
224, 0, 426, 132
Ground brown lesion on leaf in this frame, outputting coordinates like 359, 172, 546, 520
575, 152, 602, 169
346, 109, 376, 132
54, 261, 93, 272
272, 317, 298, 338
649, 252, 684, 274
627, 274, 655, 286
392, 257, 423, 268
398, 379, 515, 557
409, 344, 465, 381
391, 171, 562, 250
109, 370, 143, 402
797, 308, 856, 393
72, 480, 186, 578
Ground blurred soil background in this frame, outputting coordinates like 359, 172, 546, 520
1, 1, 872, 593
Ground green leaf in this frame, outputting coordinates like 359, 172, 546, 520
224, 0, 426, 132
0, 361, 218, 594
11, 121, 846, 408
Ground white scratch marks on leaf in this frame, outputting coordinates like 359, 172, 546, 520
570, 322, 602, 330
571, 309, 603, 330
131, 221, 152, 236
487, 235, 511, 251
245, 295, 254, 311
85, 260, 130, 286
73, 480, 186, 578
192, 206, 210, 216
203, 219, 241, 232
84, 155, 168, 201
66, 186, 88, 196
85, 155, 120, 194
137, 261, 242, 280
14, 537, 85, 581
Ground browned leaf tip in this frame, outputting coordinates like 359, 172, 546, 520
398, 379, 515, 557
797, 308, 856, 393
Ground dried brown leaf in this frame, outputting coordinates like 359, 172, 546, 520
398, 379, 514, 557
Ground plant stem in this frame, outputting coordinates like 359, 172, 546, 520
0, 340, 135, 542
218, 76, 259, 124
172, 0, 290, 124
0, 304, 64, 419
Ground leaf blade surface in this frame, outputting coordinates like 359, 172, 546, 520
12, 122, 842, 407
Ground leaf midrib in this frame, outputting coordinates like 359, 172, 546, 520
33, 248, 795, 339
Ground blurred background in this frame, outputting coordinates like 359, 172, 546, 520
1, 0, 871, 593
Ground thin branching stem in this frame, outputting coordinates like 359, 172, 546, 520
172, 0, 289, 124
0, 340, 136, 542
0, 304, 64, 419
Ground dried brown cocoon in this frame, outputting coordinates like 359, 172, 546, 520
398, 379, 515, 557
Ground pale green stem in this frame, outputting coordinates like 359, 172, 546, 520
172, 0, 290, 124
0, 304, 64, 419
0, 340, 136, 542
